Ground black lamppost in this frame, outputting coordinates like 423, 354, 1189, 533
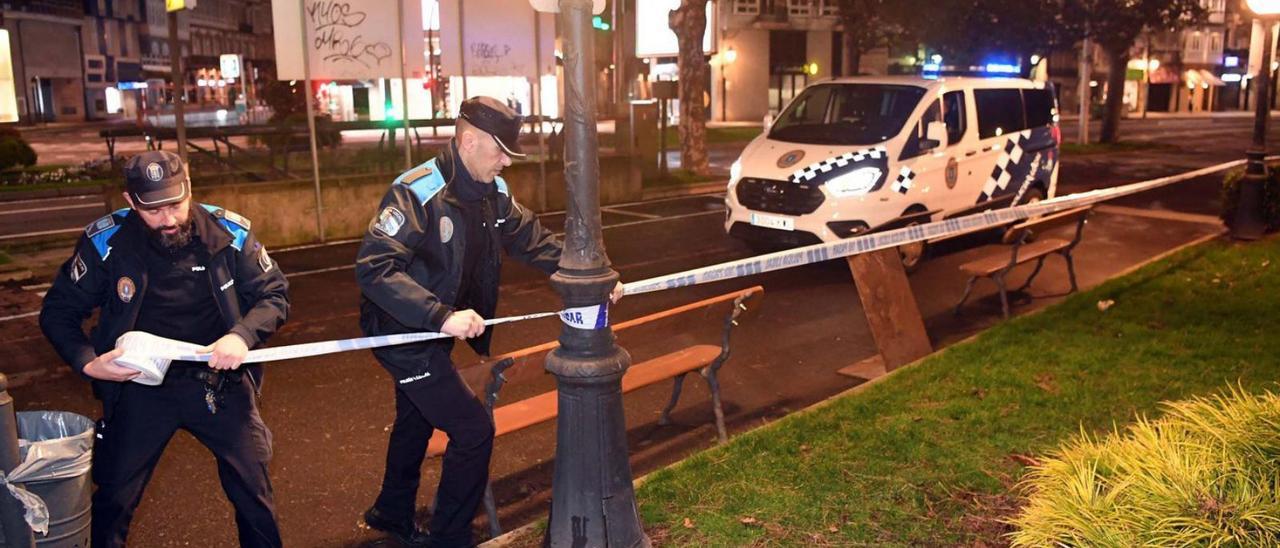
532, 0, 649, 546
1235, 0, 1280, 240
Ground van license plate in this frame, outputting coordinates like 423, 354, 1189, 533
750, 213, 794, 231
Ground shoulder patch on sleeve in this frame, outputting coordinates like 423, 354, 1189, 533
373, 206, 406, 237
69, 253, 87, 283
257, 246, 274, 272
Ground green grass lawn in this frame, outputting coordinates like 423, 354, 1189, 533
636, 236, 1280, 546
661, 126, 762, 145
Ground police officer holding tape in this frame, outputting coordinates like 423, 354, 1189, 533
39, 151, 289, 547
355, 97, 621, 547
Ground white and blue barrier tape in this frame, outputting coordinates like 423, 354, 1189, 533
113, 158, 1249, 384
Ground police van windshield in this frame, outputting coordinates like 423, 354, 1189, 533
768, 84, 926, 146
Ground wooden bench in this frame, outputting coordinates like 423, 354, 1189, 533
427, 286, 764, 537
953, 206, 1092, 319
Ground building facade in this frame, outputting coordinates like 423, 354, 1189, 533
0, 0, 87, 123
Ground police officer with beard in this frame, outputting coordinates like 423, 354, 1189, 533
40, 150, 289, 547
355, 97, 621, 547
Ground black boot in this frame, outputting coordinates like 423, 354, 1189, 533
362, 506, 432, 547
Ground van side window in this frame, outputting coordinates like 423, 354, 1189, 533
899, 100, 941, 160
974, 89, 1027, 139
1023, 88, 1056, 128
943, 90, 966, 144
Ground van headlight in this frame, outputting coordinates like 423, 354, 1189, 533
825, 167, 882, 197
729, 159, 743, 186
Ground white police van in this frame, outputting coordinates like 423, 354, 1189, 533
725, 76, 1060, 268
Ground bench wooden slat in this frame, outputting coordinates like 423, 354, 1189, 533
959, 238, 1071, 276
427, 344, 723, 457
458, 286, 764, 389
1003, 206, 1092, 244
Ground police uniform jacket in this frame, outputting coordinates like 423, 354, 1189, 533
40, 204, 290, 416
356, 147, 561, 382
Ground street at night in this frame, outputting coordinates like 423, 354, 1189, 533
2, 0, 1280, 546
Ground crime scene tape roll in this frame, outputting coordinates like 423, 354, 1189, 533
111, 158, 1252, 384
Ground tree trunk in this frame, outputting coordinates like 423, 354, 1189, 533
669, 0, 710, 175
1100, 46, 1129, 144
842, 32, 862, 76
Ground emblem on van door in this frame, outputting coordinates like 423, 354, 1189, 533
945, 157, 959, 189
776, 150, 806, 169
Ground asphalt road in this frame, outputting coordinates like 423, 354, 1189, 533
0, 117, 1261, 546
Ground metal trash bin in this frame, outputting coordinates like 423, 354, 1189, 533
0, 411, 93, 547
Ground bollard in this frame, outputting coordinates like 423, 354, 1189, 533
0, 374, 36, 548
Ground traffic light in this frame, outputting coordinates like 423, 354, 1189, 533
592, 15, 610, 31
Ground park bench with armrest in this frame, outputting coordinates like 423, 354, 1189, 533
954, 206, 1093, 319
429, 286, 763, 536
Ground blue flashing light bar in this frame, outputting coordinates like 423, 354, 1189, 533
984, 63, 1020, 74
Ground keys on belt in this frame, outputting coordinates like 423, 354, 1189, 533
168, 366, 243, 414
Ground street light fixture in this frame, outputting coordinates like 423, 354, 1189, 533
1234, 0, 1280, 239
722, 46, 736, 122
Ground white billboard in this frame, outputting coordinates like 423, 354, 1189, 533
437, 0, 556, 79
635, 0, 714, 58
272, 0, 426, 80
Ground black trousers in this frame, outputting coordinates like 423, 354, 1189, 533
373, 365, 494, 548
91, 373, 281, 548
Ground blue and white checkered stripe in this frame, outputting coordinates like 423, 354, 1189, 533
891, 166, 915, 194
978, 130, 1032, 202
789, 147, 887, 183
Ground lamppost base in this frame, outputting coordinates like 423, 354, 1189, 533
1232, 149, 1269, 241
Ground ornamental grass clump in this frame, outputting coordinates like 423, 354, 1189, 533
1009, 387, 1280, 547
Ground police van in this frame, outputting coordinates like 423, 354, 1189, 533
725, 76, 1060, 268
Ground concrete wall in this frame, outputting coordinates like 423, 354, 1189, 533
108, 155, 642, 248
807, 31, 834, 81
723, 28, 771, 123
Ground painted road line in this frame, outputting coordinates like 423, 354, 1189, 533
280, 210, 727, 279
1094, 205, 1223, 225
275, 238, 361, 253
0, 228, 84, 241
0, 195, 99, 206
0, 203, 103, 216
601, 207, 661, 220
0, 311, 39, 322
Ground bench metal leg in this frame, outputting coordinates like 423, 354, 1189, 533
993, 272, 1011, 319
1014, 256, 1048, 294
700, 368, 728, 444
954, 276, 978, 316
659, 373, 689, 426
483, 485, 501, 539
1064, 252, 1079, 293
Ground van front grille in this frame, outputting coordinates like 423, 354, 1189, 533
735, 178, 824, 215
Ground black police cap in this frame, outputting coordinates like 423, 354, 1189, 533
459, 98, 525, 158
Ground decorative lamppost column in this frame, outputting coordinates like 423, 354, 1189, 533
1235, 0, 1280, 240
531, 0, 649, 546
